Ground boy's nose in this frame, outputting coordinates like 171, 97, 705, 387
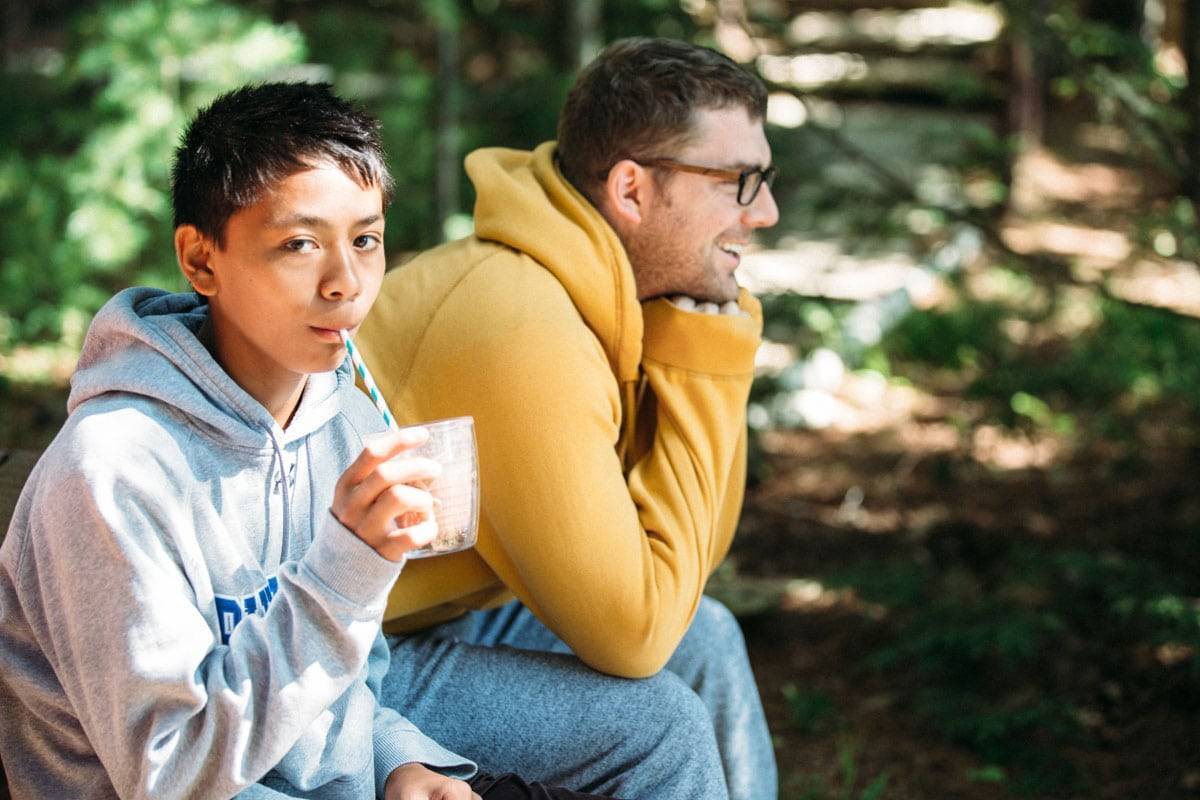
321, 247, 362, 300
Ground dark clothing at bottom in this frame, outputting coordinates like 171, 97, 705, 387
471, 772, 620, 799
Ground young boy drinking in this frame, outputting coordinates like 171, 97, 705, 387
0, 83, 611, 800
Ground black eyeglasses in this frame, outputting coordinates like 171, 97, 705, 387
634, 158, 778, 206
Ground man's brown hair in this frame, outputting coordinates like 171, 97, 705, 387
556, 37, 768, 201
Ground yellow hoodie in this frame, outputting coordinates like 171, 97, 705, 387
357, 142, 762, 678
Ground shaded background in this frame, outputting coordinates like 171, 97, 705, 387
2, 0, 1199, 797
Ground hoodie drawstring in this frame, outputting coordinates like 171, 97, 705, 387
269, 434, 293, 564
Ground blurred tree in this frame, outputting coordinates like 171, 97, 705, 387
1184, 0, 1200, 201
551, 0, 602, 70
0, 0, 304, 345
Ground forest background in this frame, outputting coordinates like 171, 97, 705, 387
1, 0, 1199, 797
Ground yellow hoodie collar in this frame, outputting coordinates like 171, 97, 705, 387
467, 142, 644, 384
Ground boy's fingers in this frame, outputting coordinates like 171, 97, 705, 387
371, 518, 438, 561
340, 428, 430, 487
344, 456, 441, 515
386, 518, 438, 550
334, 432, 435, 517
336, 470, 436, 537
359, 484, 435, 537
335, 457, 438, 525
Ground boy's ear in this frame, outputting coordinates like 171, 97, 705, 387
599, 160, 652, 229
174, 225, 218, 297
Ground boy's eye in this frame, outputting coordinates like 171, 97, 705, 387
354, 234, 381, 251
284, 238, 317, 253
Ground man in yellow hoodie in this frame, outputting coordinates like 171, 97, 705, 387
360, 38, 780, 800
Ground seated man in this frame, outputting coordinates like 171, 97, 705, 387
0, 82, 614, 800
358, 38, 781, 800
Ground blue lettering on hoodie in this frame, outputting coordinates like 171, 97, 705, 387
214, 576, 279, 644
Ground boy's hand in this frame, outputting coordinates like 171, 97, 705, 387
332, 429, 441, 562
384, 763, 481, 800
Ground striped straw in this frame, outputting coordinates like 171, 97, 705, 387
340, 330, 399, 431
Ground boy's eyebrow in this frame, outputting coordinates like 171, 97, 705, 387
267, 213, 383, 228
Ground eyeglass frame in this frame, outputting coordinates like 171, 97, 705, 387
604, 157, 778, 206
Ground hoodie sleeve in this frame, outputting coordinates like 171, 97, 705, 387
14, 444, 408, 800
406, 279, 760, 678
366, 632, 477, 794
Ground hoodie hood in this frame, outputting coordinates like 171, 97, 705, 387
467, 142, 644, 383
69, 287, 348, 448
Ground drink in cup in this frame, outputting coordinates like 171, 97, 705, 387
396, 416, 479, 558
339, 331, 477, 556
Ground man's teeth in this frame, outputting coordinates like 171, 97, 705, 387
718, 242, 745, 255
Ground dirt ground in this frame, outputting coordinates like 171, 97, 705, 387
723, 102, 1200, 797
733, 396, 1200, 798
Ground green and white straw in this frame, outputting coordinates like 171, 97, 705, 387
340, 330, 398, 431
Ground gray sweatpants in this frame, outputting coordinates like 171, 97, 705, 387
380, 596, 777, 800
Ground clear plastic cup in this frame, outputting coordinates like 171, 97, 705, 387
397, 416, 479, 558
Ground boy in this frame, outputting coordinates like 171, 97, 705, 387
0, 83, 610, 800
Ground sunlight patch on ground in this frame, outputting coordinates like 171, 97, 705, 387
740, 243, 920, 301
755, 339, 798, 375
781, 578, 887, 619
1001, 220, 1132, 269
1108, 260, 1200, 318
1009, 147, 1143, 213
0, 343, 78, 385
786, 4, 1004, 50
970, 424, 1061, 470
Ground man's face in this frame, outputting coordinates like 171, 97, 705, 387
624, 106, 779, 303
199, 163, 386, 398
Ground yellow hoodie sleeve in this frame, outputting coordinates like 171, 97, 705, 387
406, 260, 761, 677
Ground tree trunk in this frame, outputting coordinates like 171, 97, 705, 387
434, 4, 461, 240
551, 0, 602, 71
1084, 0, 1145, 32
1009, 3, 1047, 150
1184, 0, 1200, 201
2, 0, 30, 71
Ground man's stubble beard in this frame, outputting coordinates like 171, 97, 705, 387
624, 209, 736, 304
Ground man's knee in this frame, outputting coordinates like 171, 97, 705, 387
648, 670, 714, 734
692, 596, 746, 648
670, 596, 752, 679
611, 672, 726, 796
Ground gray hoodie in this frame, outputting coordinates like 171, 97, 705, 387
0, 288, 473, 799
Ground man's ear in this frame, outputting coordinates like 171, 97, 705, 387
175, 225, 218, 297
599, 160, 654, 229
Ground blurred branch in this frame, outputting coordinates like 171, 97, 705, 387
764, 79, 1019, 257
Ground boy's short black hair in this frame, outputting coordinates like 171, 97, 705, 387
172, 82, 393, 246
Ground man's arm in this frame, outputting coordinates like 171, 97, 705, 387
408, 287, 761, 677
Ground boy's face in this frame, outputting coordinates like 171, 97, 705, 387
178, 163, 386, 404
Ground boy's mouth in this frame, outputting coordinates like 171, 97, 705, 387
311, 326, 347, 343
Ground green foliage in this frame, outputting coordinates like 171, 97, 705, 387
816, 530, 1200, 795
787, 738, 890, 800
782, 684, 835, 735
867, 287, 1200, 437
759, 294, 855, 354
975, 298, 1200, 417
1015, 0, 1188, 175
298, 5, 442, 250
1134, 196, 1200, 263
0, 0, 304, 345
882, 301, 1012, 373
